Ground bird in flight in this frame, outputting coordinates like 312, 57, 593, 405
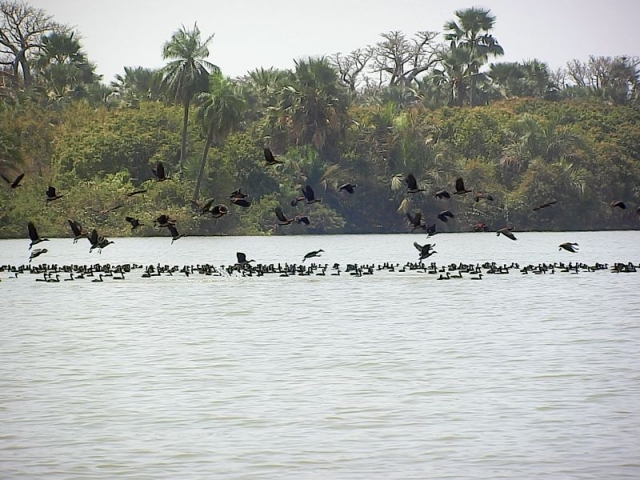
125, 216, 144, 230
405, 173, 424, 194
263, 148, 283, 166
454, 177, 472, 195
533, 200, 557, 211
303, 249, 324, 262
152, 162, 168, 181
610, 200, 627, 209
46, 186, 64, 202
29, 248, 48, 263
434, 189, 450, 199
275, 206, 309, 226
28, 221, 49, 249
68, 219, 88, 243
559, 242, 579, 253
496, 227, 517, 241
1, 172, 24, 189
338, 183, 357, 194
414, 242, 436, 260
437, 210, 455, 222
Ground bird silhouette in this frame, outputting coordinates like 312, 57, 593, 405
152, 162, 168, 181
126, 188, 147, 197
474, 191, 494, 202
210, 204, 229, 218
191, 198, 215, 215
28, 221, 49, 249
559, 242, 579, 253
303, 249, 324, 262
46, 186, 63, 202
426, 223, 437, 237
68, 219, 88, 243
230, 188, 247, 199
167, 224, 185, 244
338, 183, 357, 194
454, 177, 472, 195
88, 228, 113, 253
154, 214, 176, 227
29, 248, 48, 262
473, 222, 489, 232
533, 200, 557, 211
1, 172, 24, 188
230, 197, 251, 208
236, 252, 255, 267
414, 242, 436, 260
263, 148, 283, 166
301, 185, 321, 204
496, 227, 517, 241
275, 206, 309, 226
434, 189, 450, 199
405, 173, 424, 194
125, 216, 144, 230
611, 200, 627, 209
437, 210, 455, 222
406, 211, 426, 232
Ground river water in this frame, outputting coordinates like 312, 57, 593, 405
1, 231, 640, 479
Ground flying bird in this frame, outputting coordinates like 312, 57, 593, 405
67, 219, 88, 243
406, 211, 426, 232
230, 197, 251, 208
210, 204, 229, 218
437, 210, 455, 222
1, 172, 24, 188
263, 148, 283, 166
434, 189, 450, 199
28, 221, 49, 249
426, 223, 437, 237
414, 242, 437, 260
454, 177, 472, 195
496, 227, 517, 241
405, 173, 424, 194
88, 228, 114, 253
301, 185, 321, 204
191, 198, 215, 215
338, 183, 357, 194
559, 242, 579, 253
154, 214, 176, 227
610, 200, 627, 209
533, 200, 557, 211
126, 188, 147, 197
303, 249, 324, 262
152, 162, 168, 181
236, 252, 255, 267
125, 216, 144, 230
275, 206, 309, 226
46, 186, 63, 202
29, 248, 48, 263
474, 191, 494, 202
167, 224, 185, 244
229, 188, 247, 199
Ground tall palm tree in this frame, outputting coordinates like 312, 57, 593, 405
193, 73, 246, 200
444, 7, 504, 106
111, 66, 164, 101
161, 23, 218, 176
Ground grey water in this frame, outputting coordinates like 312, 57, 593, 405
1, 231, 640, 479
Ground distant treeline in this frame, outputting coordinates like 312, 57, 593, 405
0, 1, 639, 238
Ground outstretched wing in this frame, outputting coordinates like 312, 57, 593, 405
275, 206, 288, 222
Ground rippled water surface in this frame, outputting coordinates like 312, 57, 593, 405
1, 232, 640, 479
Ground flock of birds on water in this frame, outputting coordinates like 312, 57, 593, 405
2, 147, 639, 283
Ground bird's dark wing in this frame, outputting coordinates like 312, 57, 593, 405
264, 148, 275, 163
28, 221, 38, 241
406, 174, 418, 190
68, 219, 81, 236
46, 186, 56, 197
232, 198, 251, 207
303, 185, 315, 201
13, 173, 25, 187
275, 206, 288, 222
295, 216, 310, 225
1, 174, 10, 184
167, 224, 179, 237
156, 162, 165, 179
89, 228, 98, 245
414, 242, 424, 252
125, 216, 135, 224
237, 252, 247, 263
455, 177, 466, 192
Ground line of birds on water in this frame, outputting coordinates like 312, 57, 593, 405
1, 258, 638, 283
4, 147, 640, 265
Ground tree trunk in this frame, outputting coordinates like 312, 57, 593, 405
179, 96, 191, 177
193, 125, 214, 202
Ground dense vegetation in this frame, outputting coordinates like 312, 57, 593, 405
1, 1, 639, 239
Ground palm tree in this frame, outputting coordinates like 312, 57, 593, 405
193, 73, 246, 200
161, 23, 218, 176
111, 66, 164, 102
443, 7, 504, 106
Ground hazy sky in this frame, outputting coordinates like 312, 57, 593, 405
26, 0, 640, 83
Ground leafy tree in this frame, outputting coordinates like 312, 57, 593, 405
161, 23, 218, 176
193, 73, 246, 200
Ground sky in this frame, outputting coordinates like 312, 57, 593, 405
25, 0, 640, 84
